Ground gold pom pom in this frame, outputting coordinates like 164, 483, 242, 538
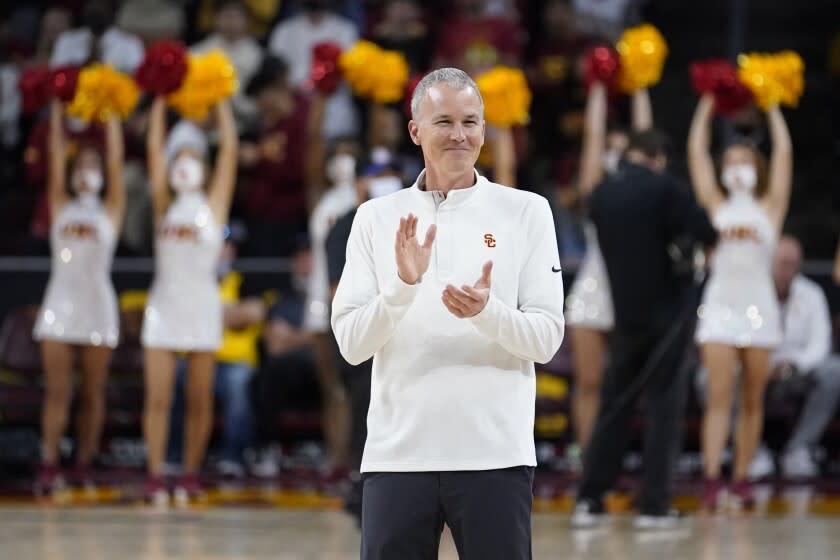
167, 49, 239, 121
338, 40, 409, 104
615, 23, 669, 94
475, 66, 532, 128
65, 64, 140, 123
738, 50, 805, 110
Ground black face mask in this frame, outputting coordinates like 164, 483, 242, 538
83, 7, 112, 36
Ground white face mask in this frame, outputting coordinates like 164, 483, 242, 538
368, 176, 403, 199
326, 154, 356, 186
602, 149, 622, 175
170, 156, 205, 194
72, 169, 103, 195
721, 163, 757, 193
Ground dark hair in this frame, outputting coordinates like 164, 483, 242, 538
326, 135, 360, 161
626, 128, 671, 159
215, 0, 247, 11
717, 140, 769, 199
245, 56, 290, 97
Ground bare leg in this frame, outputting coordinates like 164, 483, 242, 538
312, 333, 350, 467
75, 345, 112, 465
40, 340, 74, 465
143, 348, 177, 476
182, 352, 215, 474
701, 343, 738, 478
733, 347, 772, 481
570, 327, 608, 450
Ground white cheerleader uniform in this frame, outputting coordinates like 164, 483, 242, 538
565, 221, 614, 331
141, 192, 223, 351
695, 191, 782, 348
33, 195, 120, 347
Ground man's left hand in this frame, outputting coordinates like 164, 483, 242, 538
442, 261, 493, 318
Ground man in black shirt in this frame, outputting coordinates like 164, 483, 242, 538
572, 129, 717, 529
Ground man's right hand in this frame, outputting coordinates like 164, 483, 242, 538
395, 213, 436, 285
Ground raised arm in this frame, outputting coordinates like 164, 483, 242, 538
762, 104, 793, 232
631, 87, 653, 131
103, 115, 126, 230
578, 81, 607, 195
834, 236, 840, 285
687, 94, 725, 214
146, 96, 170, 222
47, 100, 69, 217
305, 93, 327, 213
207, 99, 239, 223
492, 126, 516, 188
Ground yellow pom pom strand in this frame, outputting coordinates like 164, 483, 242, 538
167, 49, 239, 121
65, 64, 140, 123
475, 66, 532, 128
338, 40, 409, 104
615, 23, 669, 94
737, 50, 804, 110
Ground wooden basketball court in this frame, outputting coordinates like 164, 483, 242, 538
1, 505, 839, 559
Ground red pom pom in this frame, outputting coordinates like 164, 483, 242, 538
584, 46, 621, 92
49, 66, 80, 102
310, 42, 343, 95
18, 65, 50, 114
403, 73, 423, 119
135, 40, 189, 96
690, 59, 754, 117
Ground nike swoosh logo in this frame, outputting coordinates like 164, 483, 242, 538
552, 266, 562, 273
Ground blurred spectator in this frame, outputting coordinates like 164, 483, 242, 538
192, 0, 264, 128
35, 7, 73, 64
323, 153, 403, 524
571, 0, 637, 40
50, 0, 145, 73
267, 0, 359, 139
433, 0, 523, 76
167, 223, 267, 477
302, 138, 359, 469
196, 0, 282, 39
0, 62, 20, 152
369, 0, 430, 73
527, 0, 594, 184
249, 240, 319, 477
748, 236, 837, 480
115, 0, 185, 44
240, 56, 311, 256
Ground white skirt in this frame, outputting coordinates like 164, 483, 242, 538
565, 242, 614, 332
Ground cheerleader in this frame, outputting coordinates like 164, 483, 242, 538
689, 94, 792, 510
141, 97, 237, 505
33, 100, 125, 494
565, 81, 652, 452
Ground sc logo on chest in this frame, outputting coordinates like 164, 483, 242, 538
484, 234, 496, 248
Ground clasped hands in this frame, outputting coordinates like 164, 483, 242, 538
395, 213, 492, 318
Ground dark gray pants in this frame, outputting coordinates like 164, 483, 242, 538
361, 467, 534, 560
578, 320, 692, 514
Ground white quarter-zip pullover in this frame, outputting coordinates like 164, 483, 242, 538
331, 170, 565, 472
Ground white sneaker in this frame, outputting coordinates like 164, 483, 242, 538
216, 460, 245, 478
782, 447, 817, 479
633, 510, 684, 531
246, 446, 280, 478
570, 500, 605, 529
748, 445, 775, 480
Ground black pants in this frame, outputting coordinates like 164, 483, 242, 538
578, 320, 692, 514
362, 467, 534, 560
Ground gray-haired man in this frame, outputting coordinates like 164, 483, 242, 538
331, 68, 565, 558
